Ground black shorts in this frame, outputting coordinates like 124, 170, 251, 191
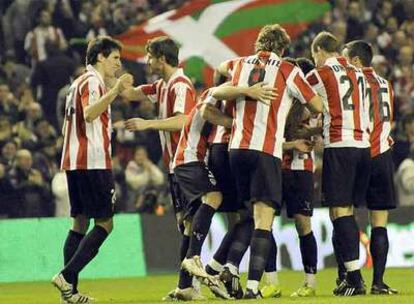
174, 161, 220, 217
322, 147, 371, 207
167, 173, 188, 214
66, 170, 115, 219
208, 144, 241, 212
282, 170, 314, 218
229, 149, 282, 211
366, 149, 396, 210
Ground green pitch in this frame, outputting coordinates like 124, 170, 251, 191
1, 268, 413, 304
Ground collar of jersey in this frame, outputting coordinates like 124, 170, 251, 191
86, 64, 106, 88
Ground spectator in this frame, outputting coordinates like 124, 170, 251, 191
2, 0, 32, 63
0, 55, 31, 94
0, 162, 17, 218
0, 116, 14, 147
346, 0, 364, 41
0, 82, 20, 123
24, 8, 67, 64
373, 0, 393, 30
393, 113, 414, 169
0, 140, 18, 170
8, 149, 54, 217
14, 102, 43, 150
31, 40, 75, 128
395, 143, 414, 206
125, 146, 164, 213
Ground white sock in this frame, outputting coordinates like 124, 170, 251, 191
246, 280, 259, 293
344, 260, 359, 272
225, 263, 239, 276
208, 259, 224, 273
264, 271, 279, 285
304, 273, 316, 288
192, 276, 201, 291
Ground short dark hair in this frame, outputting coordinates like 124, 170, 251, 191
282, 57, 315, 75
86, 36, 122, 65
344, 40, 373, 67
145, 36, 179, 67
312, 31, 339, 54
255, 24, 291, 55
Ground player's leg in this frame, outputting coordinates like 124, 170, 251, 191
366, 150, 397, 294
206, 212, 239, 276
244, 201, 275, 299
219, 214, 254, 299
64, 215, 89, 294
261, 231, 282, 298
332, 229, 347, 285
323, 148, 366, 296
174, 162, 222, 283
291, 214, 317, 297
53, 170, 115, 303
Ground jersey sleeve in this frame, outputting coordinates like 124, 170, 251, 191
172, 81, 196, 115
80, 77, 102, 108
140, 81, 159, 104
287, 66, 317, 104
306, 69, 326, 98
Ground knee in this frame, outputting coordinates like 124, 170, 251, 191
370, 210, 388, 228
72, 215, 90, 234
202, 191, 223, 210
294, 214, 312, 236
95, 217, 114, 234
330, 206, 353, 221
254, 202, 275, 231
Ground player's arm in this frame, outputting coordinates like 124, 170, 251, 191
283, 139, 314, 153
213, 60, 232, 85
211, 82, 277, 105
124, 113, 187, 132
84, 74, 133, 123
120, 85, 152, 102
305, 95, 323, 114
200, 103, 232, 128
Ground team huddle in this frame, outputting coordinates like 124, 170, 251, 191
51, 23, 397, 303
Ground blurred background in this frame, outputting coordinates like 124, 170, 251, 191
0, 0, 413, 283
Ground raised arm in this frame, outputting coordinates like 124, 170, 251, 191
84, 73, 133, 122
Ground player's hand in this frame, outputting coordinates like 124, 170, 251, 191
293, 139, 314, 153
115, 73, 134, 94
112, 120, 125, 129
125, 118, 150, 131
246, 82, 278, 105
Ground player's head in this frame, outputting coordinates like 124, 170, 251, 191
342, 40, 373, 68
86, 36, 123, 77
255, 24, 291, 56
145, 36, 179, 75
311, 31, 340, 67
296, 57, 315, 75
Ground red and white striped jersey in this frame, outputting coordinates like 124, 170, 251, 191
140, 68, 196, 173
208, 58, 238, 145
207, 99, 233, 144
61, 65, 111, 171
363, 67, 394, 157
306, 56, 370, 148
282, 118, 318, 172
229, 51, 317, 159
174, 90, 218, 167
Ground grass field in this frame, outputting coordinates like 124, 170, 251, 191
1, 268, 413, 304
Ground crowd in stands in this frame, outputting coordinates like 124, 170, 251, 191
0, 0, 413, 218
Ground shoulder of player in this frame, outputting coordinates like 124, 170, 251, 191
168, 75, 195, 92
